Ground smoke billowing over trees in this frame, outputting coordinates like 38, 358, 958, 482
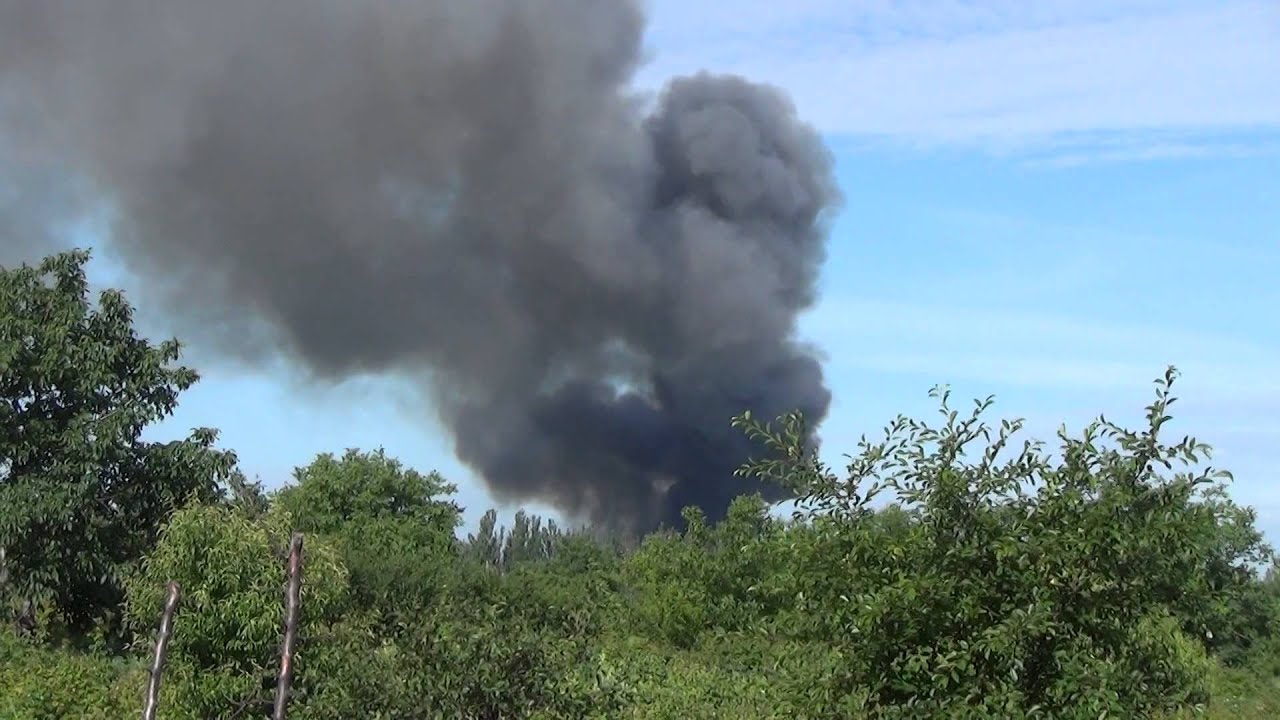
0, 0, 840, 531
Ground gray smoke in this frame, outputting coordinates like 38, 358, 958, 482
0, 0, 839, 532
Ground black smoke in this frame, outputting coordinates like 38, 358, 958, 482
0, 0, 840, 532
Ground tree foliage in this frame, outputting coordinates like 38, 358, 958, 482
0, 250, 236, 636
727, 367, 1270, 717
274, 448, 462, 624
123, 502, 349, 717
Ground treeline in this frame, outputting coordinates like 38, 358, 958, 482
2, 250, 1279, 719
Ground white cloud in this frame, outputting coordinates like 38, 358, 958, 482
638, 0, 1280, 157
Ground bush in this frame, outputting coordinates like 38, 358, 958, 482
122, 502, 349, 717
730, 367, 1274, 717
274, 449, 462, 622
5, 325, 1276, 718
0, 631, 143, 719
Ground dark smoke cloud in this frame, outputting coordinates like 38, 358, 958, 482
0, 0, 840, 531
0, 154, 83, 266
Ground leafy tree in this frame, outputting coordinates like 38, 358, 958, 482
730, 366, 1260, 717
463, 508, 576, 573
274, 448, 462, 621
466, 508, 505, 569
0, 250, 236, 636
123, 502, 349, 717
223, 470, 270, 520
273, 448, 459, 537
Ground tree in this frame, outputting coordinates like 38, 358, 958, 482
273, 448, 462, 617
0, 250, 237, 636
223, 470, 270, 520
729, 367, 1259, 717
123, 503, 349, 716
273, 448, 459, 538
463, 508, 570, 573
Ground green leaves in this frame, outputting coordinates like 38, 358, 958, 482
272, 448, 462, 622
274, 448, 460, 539
1, 250, 236, 634
0, 630, 144, 718
122, 503, 349, 716
3, 253, 1277, 717
724, 366, 1277, 717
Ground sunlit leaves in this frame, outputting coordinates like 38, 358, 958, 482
123, 503, 348, 716
728, 366, 1274, 716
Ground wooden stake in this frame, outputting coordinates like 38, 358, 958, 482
273, 533, 304, 720
141, 581, 181, 720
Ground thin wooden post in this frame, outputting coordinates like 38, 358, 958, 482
273, 533, 304, 720
141, 581, 181, 720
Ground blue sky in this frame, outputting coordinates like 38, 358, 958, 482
67, 0, 1280, 539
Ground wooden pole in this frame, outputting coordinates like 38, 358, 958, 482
273, 533, 304, 720
141, 581, 181, 720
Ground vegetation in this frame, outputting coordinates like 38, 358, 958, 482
2, 249, 1277, 718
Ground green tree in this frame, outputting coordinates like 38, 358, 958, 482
463, 508, 572, 573
273, 448, 459, 537
274, 448, 462, 619
731, 366, 1263, 717
123, 502, 349, 717
223, 469, 270, 520
0, 250, 236, 636
465, 508, 505, 569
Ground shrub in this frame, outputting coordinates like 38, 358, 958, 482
0, 631, 143, 719
731, 366, 1273, 717
122, 502, 348, 717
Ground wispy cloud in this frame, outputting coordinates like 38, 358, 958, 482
1017, 131, 1280, 168
639, 0, 1280, 159
804, 296, 1280, 397
801, 294, 1280, 515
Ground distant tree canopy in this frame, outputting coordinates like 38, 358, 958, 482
0, 250, 236, 635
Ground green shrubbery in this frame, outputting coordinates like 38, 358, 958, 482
3, 250, 1278, 718
122, 503, 350, 717
712, 373, 1263, 718
0, 632, 142, 719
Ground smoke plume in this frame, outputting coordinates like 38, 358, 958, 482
0, 0, 840, 532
